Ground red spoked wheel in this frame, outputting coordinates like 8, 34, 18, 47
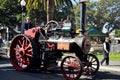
83, 54, 99, 75
61, 56, 82, 80
10, 34, 40, 71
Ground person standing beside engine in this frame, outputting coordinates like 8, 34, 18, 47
100, 37, 111, 66
24, 17, 33, 31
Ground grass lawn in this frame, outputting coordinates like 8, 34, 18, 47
63, 52, 120, 61
96, 53, 120, 61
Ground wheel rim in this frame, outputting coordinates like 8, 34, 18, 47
10, 35, 33, 71
61, 56, 82, 80
83, 54, 99, 75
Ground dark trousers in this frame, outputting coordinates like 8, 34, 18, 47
101, 51, 109, 65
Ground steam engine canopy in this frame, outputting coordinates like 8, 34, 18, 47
75, 36, 91, 53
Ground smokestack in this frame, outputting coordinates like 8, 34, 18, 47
79, 0, 87, 35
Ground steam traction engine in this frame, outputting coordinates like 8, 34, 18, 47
10, 1, 99, 80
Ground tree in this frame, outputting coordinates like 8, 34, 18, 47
115, 29, 120, 37
0, 0, 22, 35
86, 0, 120, 32
0, 0, 21, 27
25, 0, 73, 22
74, 2, 80, 31
74, 0, 120, 35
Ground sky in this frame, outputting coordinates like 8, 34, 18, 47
71, 0, 78, 5
71, 0, 98, 5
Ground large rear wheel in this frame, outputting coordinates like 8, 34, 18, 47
10, 34, 40, 71
61, 56, 82, 80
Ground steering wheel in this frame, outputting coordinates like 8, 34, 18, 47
44, 20, 59, 31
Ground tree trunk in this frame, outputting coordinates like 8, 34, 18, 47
47, 0, 54, 22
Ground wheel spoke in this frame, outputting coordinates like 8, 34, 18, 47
22, 40, 25, 48
18, 40, 22, 47
27, 49, 32, 52
25, 44, 31, 50
26, 53, 32, 57
91, 59, 97, 63
92, 63, 97, 65
13, 47, 19, 51
89, 57, 94, 62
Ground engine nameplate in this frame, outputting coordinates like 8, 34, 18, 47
57, 42, 70, 50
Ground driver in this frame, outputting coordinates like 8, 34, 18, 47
24, 17, 33, 31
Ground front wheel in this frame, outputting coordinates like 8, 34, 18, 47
83, 54, 99, 75
61, 56, 82, 80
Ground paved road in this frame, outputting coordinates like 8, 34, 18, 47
100, 61, 120, 72
0, 57, 120, 80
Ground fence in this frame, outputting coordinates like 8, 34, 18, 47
111, 44, 120, 53
91, 43, 120, 53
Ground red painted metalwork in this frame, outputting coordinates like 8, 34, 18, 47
24, 27, 40, 39
61, 56, 82, 80
10, 35, 33, 71
47, 43, 55, 50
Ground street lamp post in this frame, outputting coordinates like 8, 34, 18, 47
20, 0, 26, 33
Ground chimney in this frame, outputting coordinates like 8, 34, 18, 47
79, 0, 87, 35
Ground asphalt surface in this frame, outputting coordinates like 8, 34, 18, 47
1, 55, 120, 72
0, 56, 120, 80
99, 61, 120, 72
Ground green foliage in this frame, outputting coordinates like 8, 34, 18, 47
73, 3, 80, 32
115, 29, 120, 37
0, 0, 21, 27
0, 0, 75, 35
1, 0, 119, 37
25, 0, 73, 22
27, 8, 47, 24
74, 0, 120, 33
